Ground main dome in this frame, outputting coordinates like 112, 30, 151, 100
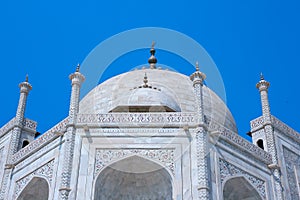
79, 68, 237, 132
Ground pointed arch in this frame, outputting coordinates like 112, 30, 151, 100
223, 176, 263, 200
94, 155, 173, 200
16, 177, 49, 200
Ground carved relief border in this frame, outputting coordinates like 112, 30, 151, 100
0, 147, 4, 184
13, 159, 55, 199
219, 159, 266, 199
94, 148, 175, 177
12, 117, 68, 164
283, 147, 300, 200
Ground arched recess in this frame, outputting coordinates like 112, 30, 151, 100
16, 177, 49, 200
256, 139, 264, 150
223, 176, 263, 200
94, 155, 173, 200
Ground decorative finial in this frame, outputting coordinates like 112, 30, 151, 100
196, 61, 199, 71
76, 63, 80, 72
256, 72, 270, 90
148, 42, 157, 69
25, 74, 28, 82
143, 73, 148, 87
151, 41, 156, 48
260, 72, 264, 80
190, 61, 206, 83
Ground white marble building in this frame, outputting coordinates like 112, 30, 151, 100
0, 46, 299, 200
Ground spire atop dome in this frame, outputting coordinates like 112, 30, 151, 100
25, 74, 29, 82
143, 73, 148, 87
148, 41, 157, 69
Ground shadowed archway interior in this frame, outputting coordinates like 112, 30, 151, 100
17, 177, 49, 200
223, 177, 262, 200
94, 156, 172, 200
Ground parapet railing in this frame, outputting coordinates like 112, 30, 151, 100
250, 115, 300, 143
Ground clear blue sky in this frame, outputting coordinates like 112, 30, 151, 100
0, 0, 299, 140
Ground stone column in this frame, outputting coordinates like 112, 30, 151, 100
0, 76, 32, 199
256, 74, 284, 200
190, 63, 210, 200
59, 65, 85, 200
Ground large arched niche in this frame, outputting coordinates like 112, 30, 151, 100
94, 155, 173, 200
16, 177, 49, 200
223, 176, 263, 200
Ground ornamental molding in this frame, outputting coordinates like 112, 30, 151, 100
0, 147, 5, 183
218, 139, 271, 166
94, 148, 175, 178
283, 147, 300, 200
13, 159, 55, 199
78, 127, 186, 137
272, 116, 300, 144
0, 118, 38, 138
22, 119, 37, 132
219, 159, 266, 199
0, 118, 16, 138
14, 137, 61, 172
250, 116, 300, 144
77, 113, 196, 127
250, 116, 264, 131
210, 120, 272, 164
11, 117, 69, 164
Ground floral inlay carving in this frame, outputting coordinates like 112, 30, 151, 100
219, 159, 266, 199
94, 148, 175, 177
14, 160, 55, 199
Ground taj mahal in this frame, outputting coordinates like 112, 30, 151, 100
0, 44, 299, 200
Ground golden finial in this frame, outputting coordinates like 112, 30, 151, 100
25, 74, 28, 82
76, 63, 80, 72
195, 61, 199, 71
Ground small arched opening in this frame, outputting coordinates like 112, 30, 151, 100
94, 156, 173, 200
17, 177, 49, 200
256, 139, 264, 150
22, 140, 30, 148
223, 176, 262, 200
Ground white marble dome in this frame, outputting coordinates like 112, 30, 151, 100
79, 68, 237, 132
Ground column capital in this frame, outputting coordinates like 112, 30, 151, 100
19, 75, 32, 94
190, 61, 206, 85
69, 64, 85, 85
256, 73, 270, 92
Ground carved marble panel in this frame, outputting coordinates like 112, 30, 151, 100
12, 117, 68, 164
210, 120, 272, 164
94, 148, 175, 177
77, 113, 196, 127
219, 159, 266, 199
13, 159, 55, 199
250, 116, 264, 131
272, 116, 300, 143
22, 119, 37, 132
0, 118, 16, 137
283, 147, 300, 200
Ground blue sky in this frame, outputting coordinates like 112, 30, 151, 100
0, 0, 299, 140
